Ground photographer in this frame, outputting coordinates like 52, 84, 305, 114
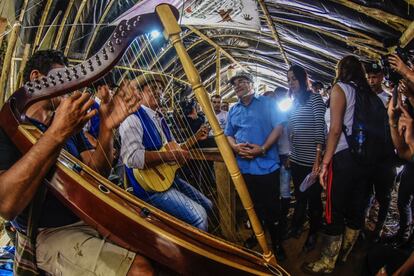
388, 82, 414, 162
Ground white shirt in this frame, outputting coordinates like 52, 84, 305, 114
377, 90, 390, 107
119, 105, 171, 169
325, 82, 355, 154
209, 110, 228, 136
278, 126, 290, 156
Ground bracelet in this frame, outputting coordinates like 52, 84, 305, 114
260, 146, 266, 156
316, 148, 322, 152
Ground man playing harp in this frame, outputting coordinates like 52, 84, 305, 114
0, 50, 154, 275
120, 74, 213, 231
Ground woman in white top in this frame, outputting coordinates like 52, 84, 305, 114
303, 56, 373, 274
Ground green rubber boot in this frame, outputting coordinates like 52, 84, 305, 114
302, 234, 342, 275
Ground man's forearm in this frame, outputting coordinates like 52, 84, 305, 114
262, 126, 283, 151
0, 131, 64, 220
83, 124, 113, 177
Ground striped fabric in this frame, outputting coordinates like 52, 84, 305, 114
288, 93, 326, 166
14, 231, 39, 275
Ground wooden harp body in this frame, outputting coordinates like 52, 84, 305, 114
0, 3, 288, 276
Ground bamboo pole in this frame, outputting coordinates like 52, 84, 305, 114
53, 0, 74, 49
32, 0, 53, 52
187, 25, 249, 73
328, 0, 410, 32
156, 4, 277, 266
0, 22, 20, 106
257, 0, 290, 66
215, 48, 221, 95
84, 0, 115, 58
16, 43, 31, 88
64, 0, 88, 56
0, 18, 7, 48
400, 20, 414, 48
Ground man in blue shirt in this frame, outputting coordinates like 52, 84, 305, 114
225, 72, 287, 260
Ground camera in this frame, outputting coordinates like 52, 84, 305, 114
380, 46, 410, 83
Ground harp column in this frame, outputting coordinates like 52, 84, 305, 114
156, 4, 277, 266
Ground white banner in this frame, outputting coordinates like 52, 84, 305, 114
112, 0, 260, 31
180, 0, 260, 30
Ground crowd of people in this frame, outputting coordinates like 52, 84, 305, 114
0, 47, 414, 276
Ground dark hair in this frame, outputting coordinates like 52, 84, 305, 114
180, 98, 196, 116
210, 94, 222, 101
263, 90, 276, 97
274, 87, 288, 96
288, 65, 311, 104
23, 50, 69, 83
335, 55, 371, 93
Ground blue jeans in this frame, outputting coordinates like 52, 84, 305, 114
279, 155, 291, 199
147, 177, 213, 231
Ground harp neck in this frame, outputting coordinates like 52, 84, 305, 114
8, 4, 179, 122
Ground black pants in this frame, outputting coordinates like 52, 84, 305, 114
365, 160, 396, 231
291, 162, 323, 235
398, 163, 414, 235
244, 170, 281, 242
365, 244, 411, 275
325, 149, 371, 235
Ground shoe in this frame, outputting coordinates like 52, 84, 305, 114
302, 234, 342, 274
303, 233, 317, 253
338, 227, 360, 263
243, 235, 258, 249
273, 244, 286, 261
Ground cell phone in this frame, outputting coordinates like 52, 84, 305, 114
392, 85, 398, 108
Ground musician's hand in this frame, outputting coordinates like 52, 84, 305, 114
195, 125, 209, 141
99, 79, 141, 130
49, 92, 96, 143
167, 149, 190, 165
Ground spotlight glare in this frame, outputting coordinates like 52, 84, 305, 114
278, 97, 293, 112
150, 30, 160, 39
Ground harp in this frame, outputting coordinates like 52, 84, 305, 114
0, 3, 288, 275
